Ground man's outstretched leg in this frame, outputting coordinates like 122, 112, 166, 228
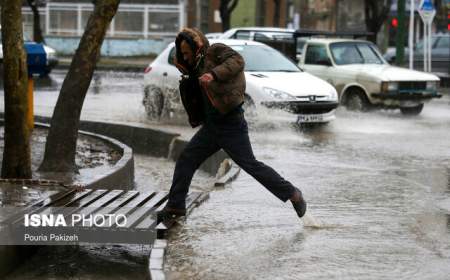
217, 117, 307, 218
162, 125, 220, 217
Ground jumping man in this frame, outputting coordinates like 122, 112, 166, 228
158, 28, 307, 220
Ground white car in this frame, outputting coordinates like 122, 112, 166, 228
219, 27, 296, 40
299, 38, 441, 115
205, 32, 223, 39
219, 27, 306, 61
143, 39, 338, 124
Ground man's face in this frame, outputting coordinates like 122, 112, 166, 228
180, 40, 194, 66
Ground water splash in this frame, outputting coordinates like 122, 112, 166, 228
302, 212, 326, 229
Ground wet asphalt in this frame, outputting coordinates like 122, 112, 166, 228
1, 70, 449, 279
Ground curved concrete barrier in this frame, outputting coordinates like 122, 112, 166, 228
0, 115, 240, 279
0, 120, 135, 278
32, 122, 135, 190
33, 115, 231, 177
72, 129, 135, 190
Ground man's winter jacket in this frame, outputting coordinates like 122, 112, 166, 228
174, 28, 246, 127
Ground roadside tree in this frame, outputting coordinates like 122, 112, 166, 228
26, 0, 46, 43
220, 0, 239, 32
38, 0, 120, 173
364, 0, 393, 44
1, 0, 32, 178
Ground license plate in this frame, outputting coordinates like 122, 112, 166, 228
297, 114, 325, 123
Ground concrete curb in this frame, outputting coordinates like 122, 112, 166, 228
214, 160, 241, 187
0, 115, 241, 279
0, 120, 135, 278
148, 192, 210, 280
148, 239, 167, 280
0, 119, 135, 190
33, 116, 180, 158
32, 115, 231, 177
33, 122, 135, 190
57, 62, 148, 73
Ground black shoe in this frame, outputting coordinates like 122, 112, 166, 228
290, 189, 307, 218
157, 206, 186, 221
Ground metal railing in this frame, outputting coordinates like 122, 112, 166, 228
21, 2, 185, 39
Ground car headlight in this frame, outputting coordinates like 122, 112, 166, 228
263, 87, 296, 101
328, 90, 338, 101
381, 82, 398, 92
426, 81, 437, 91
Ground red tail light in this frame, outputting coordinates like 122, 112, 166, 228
144, 66, 152, 74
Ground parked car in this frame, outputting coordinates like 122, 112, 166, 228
0, 29, 58, 75
205, 32, 223, 39
219, 27, 307, 60
383, 33, 450, 75
220, 27, 296, 40
299, 38, 441, 115
143, 39, 338, 124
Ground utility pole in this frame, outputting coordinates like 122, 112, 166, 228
396, 0, 406, 66
409, 0, 415, 69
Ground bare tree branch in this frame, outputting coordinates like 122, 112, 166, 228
364, 0, 393, 43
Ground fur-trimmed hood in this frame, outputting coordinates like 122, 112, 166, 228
174, 28, 210, 74
174, 28, 246, 127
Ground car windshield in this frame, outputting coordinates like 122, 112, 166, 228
230, 44, 301, 72
330, 42, 385, 65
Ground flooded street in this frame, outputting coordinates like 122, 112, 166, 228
166, 106, 450, 279
1, 71, 450, 279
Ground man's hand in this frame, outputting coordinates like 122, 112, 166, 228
199, 73, 214, 87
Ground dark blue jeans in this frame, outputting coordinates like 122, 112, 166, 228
167, 113, 297, 209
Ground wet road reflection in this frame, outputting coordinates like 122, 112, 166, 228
447, 215, 450, 232
165, 96, 450, 279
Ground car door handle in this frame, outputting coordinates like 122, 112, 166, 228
163, 72, 168, 77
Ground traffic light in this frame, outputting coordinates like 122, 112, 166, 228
447, 13, 449, 31
391, 17, 399, 28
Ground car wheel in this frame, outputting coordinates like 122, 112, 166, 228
143, 86, 164, 120
400, 104, 424, 116
344, 89, 370, 112
243, 94, 257, 116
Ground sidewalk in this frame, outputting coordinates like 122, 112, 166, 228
57, 55, 155, 72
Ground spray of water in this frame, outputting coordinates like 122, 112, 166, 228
302, 212, 324, 228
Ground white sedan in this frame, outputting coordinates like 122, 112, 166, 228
143, 39, 338, 124
299, 38, 441, 115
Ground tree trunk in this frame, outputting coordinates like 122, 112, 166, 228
220, 0, 239, 32
27, 0, 45, 43
364, 0, 393, 44
396, 0, 406, 66
221, 13, 231, 32
220, 1, 230, 32
1, 0, 32, 178
273, 0, 281, 27
38, 0, 120, 173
